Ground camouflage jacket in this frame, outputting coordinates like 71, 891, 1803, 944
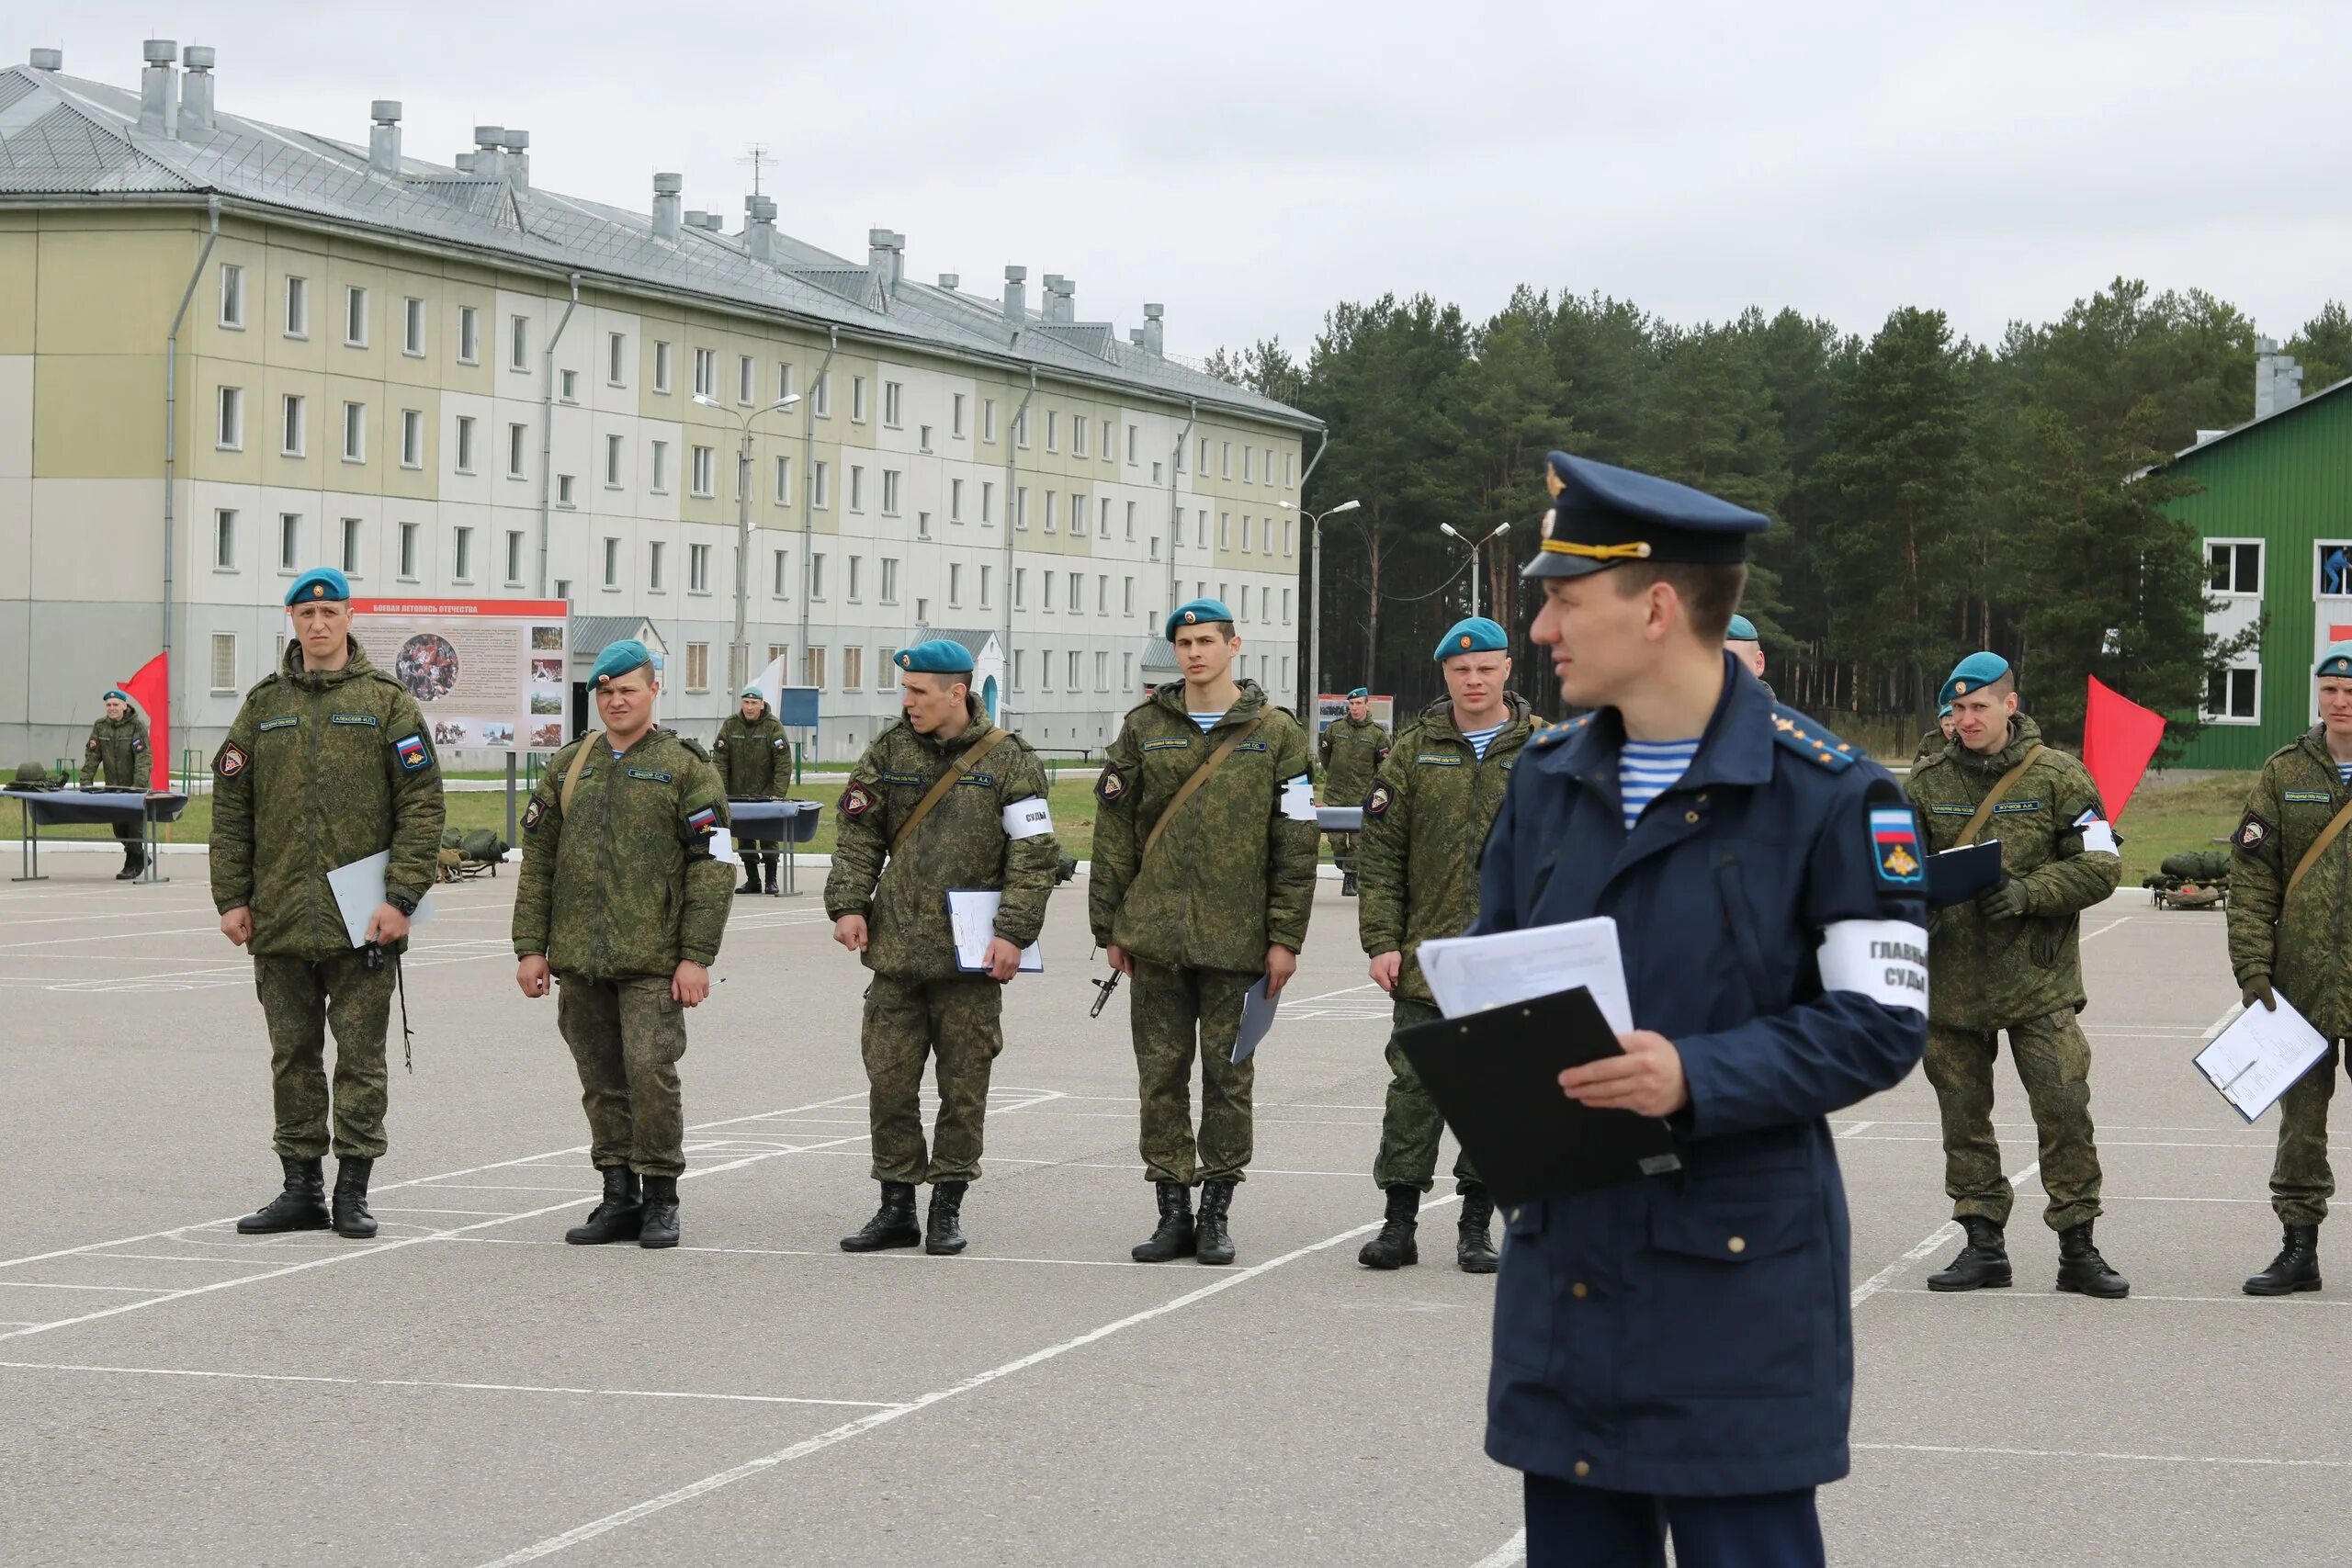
80, 714, 149, 788
513, 728, 732, 980
1911, 728, 1949, 772
1905, 716, 2120, 1027
713, 711, 791, 798
1317, 716, 1389, 802
824, 698, 1058, 982
1089, 680, 1318, 970
209, 638, 447, 962
1356, 693, 1535, 1003
2226, 728, 2352, 1039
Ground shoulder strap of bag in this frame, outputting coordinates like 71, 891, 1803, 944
1962, 744, 2045, 846
560, 731, 603, 818
1141, 716, 1267, 866
2286, 794, 2352, 900
890, 726, 1011, 857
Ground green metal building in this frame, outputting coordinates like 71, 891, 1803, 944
2167, 353, 2352, 770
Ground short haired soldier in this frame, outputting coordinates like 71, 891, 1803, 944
514, 640, 733, 1250
212, 568, 447, 1239
82, 688, 152, 880
2227, 641, 2352, 1296
1354, 615, 1532, 1273
1906, 651, 2128, 1298
828, 639, 1059, 1257
1723, 614, 1768, 686
714, 686, 792, 895
1092, 599, 1320, 1265
1318, 686, 1388, 897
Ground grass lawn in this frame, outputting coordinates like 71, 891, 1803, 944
2111, 770, 2258, 886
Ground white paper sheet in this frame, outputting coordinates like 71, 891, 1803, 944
2194, 991, 2333, 1122
325, 851, 435, 949
709, 826, 742, 865
1231, 975, 1279, 1064
1415, 917, 1634, 1032
946, 889, 1044, 974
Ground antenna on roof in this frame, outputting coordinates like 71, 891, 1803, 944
737, 143, 773, 197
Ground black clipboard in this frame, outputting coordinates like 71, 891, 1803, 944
1927, 840, 2002, 908
1396, 985, 1681, 1208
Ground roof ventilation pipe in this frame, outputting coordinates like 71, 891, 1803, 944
1042, 275, 1077, 323
1142, 303, 1165, 356
651, 174, 683, 241
138, 39, 178, 136
937, 273, 959, 291
746, 196, 780, 262
176, 46, 215, 139
1002, 265, 1027, 329
866, 230, 904, 296
368, 101, 402, 175
499, 129, 530, 192
458, 126, 503, 176
28, 48, 62, 72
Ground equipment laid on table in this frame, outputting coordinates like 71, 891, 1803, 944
726, 797, 821, 897
435, 827, 510, 882
5, 785, 188, 885
2143, 846, 2232, 910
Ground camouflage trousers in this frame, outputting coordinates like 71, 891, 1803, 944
1130, 961, 1257, 1186
556, 975, 688, 1179
1326, 830, 1361, 871
1924, 1010, 2104, 1232
862, 975, 1004, 1185
253, 950, 394, 1160
2272, 1041, 2351, 1226
1374, 997, 1479, 1194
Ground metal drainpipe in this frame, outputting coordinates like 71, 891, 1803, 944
1166, 398, 1196, 654
799, 328, 838, 704
162, 196, 221, 752
1003, 367, 1035, 726
1294, 427, 1328, 721
533, 274, 580, 597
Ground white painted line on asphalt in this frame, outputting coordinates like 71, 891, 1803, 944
447, 1236, 1167, 1269
2079, 916, 2132, 942
53, 1252, 256, 1266
374, 1207, 531, 1217
1854, 1440, 2352, 1469
1879, 1286, 2350, 1309
1844, 1134, 2272, 1150
416, 1183, 606, 1195
0, 1359, 901, 1408
1838, 1121, 1876, 1138
1850, 1163, 2041, 1310
0, 1280, 172, 1293
1467, 1527, 1526, 1568
1832, 1118, 2268, 1135
470, 1199, 1464, 1566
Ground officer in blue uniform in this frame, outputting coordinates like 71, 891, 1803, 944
1476, 451, 1929, 1567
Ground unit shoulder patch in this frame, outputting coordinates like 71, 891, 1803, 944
394, 733, 432, 772
1364, 782, 1395, 818
840, 782, 876, 819
2234, 809, 2275, 856
1096, 764, 1129, 806
214, 740, 249, 779
522, 796, 548, 832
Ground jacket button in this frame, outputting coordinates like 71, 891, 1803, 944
1727, 1235, 1747, 1255
1508, 1207, 1521, 1226
1573, 1461, 1592, 1479
1684, 809, 1700, 824
1571, 1281, 1588, 1299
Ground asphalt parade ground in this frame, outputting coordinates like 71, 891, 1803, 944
2, 861, 2346, 1566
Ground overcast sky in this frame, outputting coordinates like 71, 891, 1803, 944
17, 1, 2350, 365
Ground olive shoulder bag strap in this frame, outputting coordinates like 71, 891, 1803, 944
560, 732, 604, 818
2285, 795, 2352, 900
1959, 745, 2046, 847
889, 727, 1012, 857
1140, 716, 1266, 867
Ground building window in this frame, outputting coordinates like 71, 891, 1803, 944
2206, 663, 2260, 723
812, 371, 831, 416
278, 513, 300, 571
650, 440, 669, 493
774, 455, 793, 505
653, 340, 673, 393
1069, 650, 1082, 690
1045, 410, 1059, 452
398, 520, 419, 580
982, 398, 997, 443
773, 548, 790, 597
2203, 540, 2262, 593
1068, 570, 1083, 613
1125, 501, 1137, 541
980, 481, 994, 524
1123, 652, 1134, 691
1221, 441, 1232, 479
1016, 487, 1029, 530
810, 553, 827, 599
692, 446, 716, 497
952, 392, 967, 438
689, 542, 711, 593
951, 478, 965, 523
1042, 572, 1054, 612
881, 557, 899, 603
340, 517, 362, 573
693, 348, 716, 399
1044, 491, 1058, 535
843, 646, 865, 690
850, 376, 868, 423
603, 536, 620, 589
443, 524, 471, 582
1041, 648, 1052, 690
560, 368, 578, 401
1244, 446, 1255, 483
776, 362, 794, 404
847, 556, 864, 601
457, 305, 479, 364
557, 474, 575, 507
1101, 419, 1113, 458
1283, 520, 1295, 555
402, 297, 425, 356
608, 332, 628, 386
1219, 513, 1231, 549
648, 539, 666, 592
505, 529, 525, 586
849, 465, 866, 513
508, 423, 527, 479
509, 313, 530, 371
1014, 407, 1029, 448
2318, 541, 2352, 596
216, 385, 243, 450
279, 394, 305, 457
605, 434, 624, 487
1014, 569, 1026, 610
218, 263, 244, 328
979, 565, 992, 608
283, 275, 307, 338
400, 409, 423, 468
212, 508, 236, 570
804, 647, 827, 688
738, 355, 754, 406
1127, 424, 1138, 464
1097, 574, 1109, 615
1073, 416, 1089, 457
1013, 650, 1026, 691
811, 461, 831, 509
1282, 587, 1292, 624
341, 401, 365, 463
1095, 651, 1109, 691
685, 642, 710, 693
881, 469, 900, 515
949, 563, 963, 606
454, 416, 476, 474
884, 381, 903, 427
209, 632, 238, 694
344, 286, 368, 347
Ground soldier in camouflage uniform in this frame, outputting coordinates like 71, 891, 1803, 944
1092, 599, 1320, 1265
1913, 703, 1957, 771
1905, 652, 2128, 1298
210, 568, 446, 1240
2226, 642, 2352, 1295
827, 639, 1059, 1256
514, 640, 733, 1251
1355, 616, 1532, 1273
1724, 613, 1772, 699
714, 686, 792, 895
1318, 687, 1388, 897
80, 689, 152, 879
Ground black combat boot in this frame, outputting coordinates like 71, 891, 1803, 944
840, 1181, 922, 1252
237, 1156, 330, 1234
2055, 1220, 2129, 1298
1131, 1181, 1196, 1262
1457, 1184, 1499, 1275
563, 1167, 643, 1246
761, 854, 780, 895
1358, 1185, 1421, 1269
331, 1156, 378, 1239
1340, 871, 1359, 897
926, 1181, 969, 1256
638, 1175, 681, 1249
1196, 1179, 1238, 1266
1926, 1215, 2011, 1292
2244, 1224, 2321, 1296
116, 841, 145, 881
738, 861, 762, 894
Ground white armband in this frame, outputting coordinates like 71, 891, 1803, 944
1279, 773, 1317, 823
1816, 919, 1928, 1014
1001, 795, 1054, 840
2071, 807, 2119, 856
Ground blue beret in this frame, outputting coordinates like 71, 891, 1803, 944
284, 566, 350, 607
590, 638, 653, 687
104, 688, 130, 704
1938, 701, 1954, 718
2319, 641, 2352, 679
1433, 618, 1509, 660
1165, 598, 1235, 642
894, 638, 976, 676
1725, 615, 1758, 643
1346, 687, 1370, 700
1939, 651, 2012, 708
740, 684, 766, 700
1525, 452, 1769, 581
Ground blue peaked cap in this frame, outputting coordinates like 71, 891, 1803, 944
895, 638, 976, 676
590, 638, 653, 687
1434, 617, 1509, 661
2319, 641, 2352, 679
284, 566, 350, 607
1725, 614, 1758, 643
1939, 651, 2012, 708
1165, 598, 1235, 642
1524, 451, 1770, 581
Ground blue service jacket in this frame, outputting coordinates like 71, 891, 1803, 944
1477, 661, 1928, 1497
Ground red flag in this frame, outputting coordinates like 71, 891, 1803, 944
121, 653, 169, 794
2082, 676, 2165, 822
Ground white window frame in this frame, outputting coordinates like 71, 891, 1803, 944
278, 512, 300, 572
738, 355, 754, 406
811, 461, 831, 510
650, 440, 669, 494
774, 454, 793, 506
2206, 537, 2264, 597
881, 468, 900, 516
2205, 660, 2261, 726
849, 465, 866, 513
339, 517, 363, 574
217, 263, 244, 329
880, 557, 899, 604
454, 415, 477, 475
282, 275, 308, 339
397, 519, 419, 581
772, 548, 790, 598
689, 541, 712, 594
1073, 416, 1089, 457
510, 313, 530, 372
692, 445, 717, 498
457, 305, 479, 365
693, 347, 716, 400
952, 392, 967, 439
399, 408, 423, 468
212, 507, 237, 570
603, 536, 621, 589
608, 332, 628, 387
504, 529, 526, 587
605, 433, 625, 488
452, 525, 474, 583
216, 385, 243, 451
343, 285, 368, 348
852, 376, 868, 423
402, 296, 425, 357
648, 539, 666, 593
508, 423, 528, 480
279, 394, 305, 457
884, 380, 903, 428
209, 632, 239, 694
340, 400, 366, 463
653, 340, 673, 393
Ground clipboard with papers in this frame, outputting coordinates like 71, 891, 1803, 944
2193, 991, 2332, 1123
945, 889, 1044, 975
1926, 840, 2002, 908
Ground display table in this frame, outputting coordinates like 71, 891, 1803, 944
7, 788, 190, 885
1316, 807, 1364, 833
728, 798, 822, 897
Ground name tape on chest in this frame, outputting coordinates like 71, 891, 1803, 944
2284, 791, 2335, 805
1279, 773, 1317, 823
2069, 805, 2119, 856
1142, 737, 1193, 752
1416, 752, 1463, 767
331, 712, 379, 727
258, 715, 300, 733
1002, 795, 1054, 840
1817, 919, 1928, 1014
626, 767, 674, 784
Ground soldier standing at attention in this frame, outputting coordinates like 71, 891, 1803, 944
827, 640, 1059, 1256
1092, 599, 1320, 1266
1319, 686, 1388, 897
211, 568, 446, 1239
514, 640, 732, 1251
714, 685, 791, 895
1906, 651, 2128, 1298
82, 688, 153, 879
1354, 615, 1532, 1273
2226, 641, 2352, 1295
1479, 452, 1927, 1566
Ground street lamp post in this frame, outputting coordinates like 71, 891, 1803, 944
695, 392, 799, 694
1439, 520, 1511, 620
1283, 499, 1362, 725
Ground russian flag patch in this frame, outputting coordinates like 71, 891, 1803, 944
1871, 807, 1924, 886
395, 734, 431, 773
686, 805, 719, 836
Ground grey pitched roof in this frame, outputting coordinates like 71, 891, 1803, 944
0, 62, 1317, 431
569, 615, 666, 659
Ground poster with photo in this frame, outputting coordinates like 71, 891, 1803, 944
346, 598, 570, 753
